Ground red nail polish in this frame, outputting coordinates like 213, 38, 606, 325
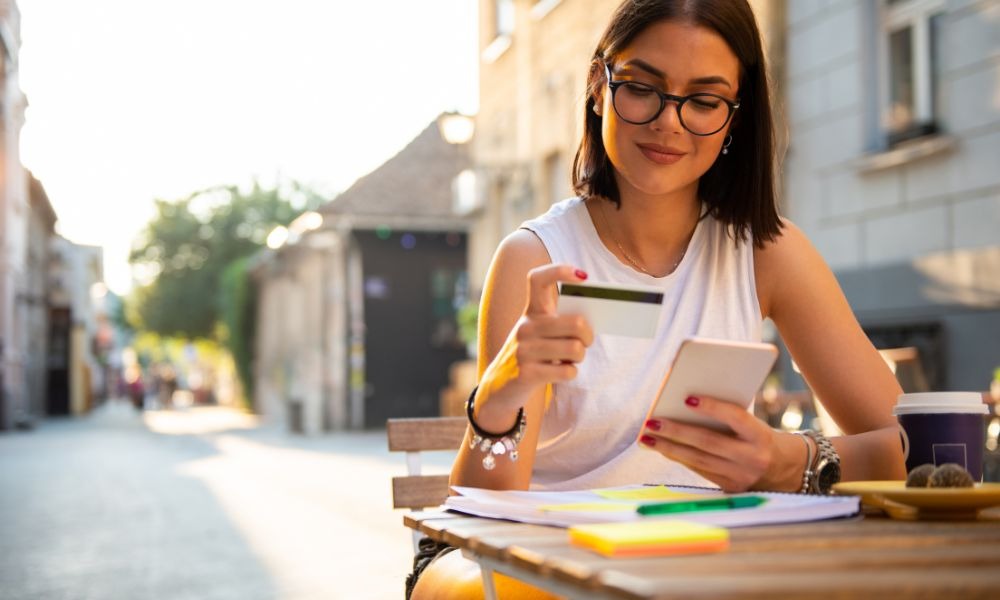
639, 435, 656, 446
685, 396, 700, 407
574, 269, 588, 280
644, 419, 661, 431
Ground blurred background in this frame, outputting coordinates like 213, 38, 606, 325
0, 0, 997, 598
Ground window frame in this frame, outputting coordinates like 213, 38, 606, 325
877, 0, 945, 146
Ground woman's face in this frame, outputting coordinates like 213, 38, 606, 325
599, 20, 741, 202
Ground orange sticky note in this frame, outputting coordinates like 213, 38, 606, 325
568, 520, 729, 558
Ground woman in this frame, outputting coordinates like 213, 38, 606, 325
410, 0, 905, 597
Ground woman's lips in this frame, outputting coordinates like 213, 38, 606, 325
637, 143, 686, 165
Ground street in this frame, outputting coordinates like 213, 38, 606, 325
0, 401, 456, 600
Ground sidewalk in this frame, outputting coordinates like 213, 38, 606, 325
0, 400, 457, 600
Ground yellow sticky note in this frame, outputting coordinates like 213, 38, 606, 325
594, 486, 706, 501
539, 502, 637, 512
569, 520, 730, 557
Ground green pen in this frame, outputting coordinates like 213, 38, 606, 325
637, 495, 767, 516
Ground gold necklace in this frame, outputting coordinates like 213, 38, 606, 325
598, 201, 687, 276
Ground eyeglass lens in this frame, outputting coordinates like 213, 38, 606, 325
613, 82, 731, 135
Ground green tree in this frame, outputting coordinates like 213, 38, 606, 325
129, 181, 319, 339
128, 181, 322, 406
218, 257, 256, 406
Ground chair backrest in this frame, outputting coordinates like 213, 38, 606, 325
386, 416, 467, 510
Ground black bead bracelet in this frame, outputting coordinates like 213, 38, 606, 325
465, 385, 527, 470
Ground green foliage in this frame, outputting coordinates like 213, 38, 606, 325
457, 300, 479, 348
129, 181, 320, 339
218, 257, 256, 409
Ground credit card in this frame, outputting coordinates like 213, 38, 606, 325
557, 281, 663, 338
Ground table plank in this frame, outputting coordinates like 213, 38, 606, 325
599, 567, 1000, 599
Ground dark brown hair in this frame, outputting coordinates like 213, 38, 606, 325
572, 0, 781, 247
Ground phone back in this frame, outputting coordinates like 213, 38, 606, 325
647, 338, 778, 432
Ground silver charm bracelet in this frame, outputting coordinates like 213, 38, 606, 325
465, 385, 526, 470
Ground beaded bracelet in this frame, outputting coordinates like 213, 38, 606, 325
465, 385, 526, 470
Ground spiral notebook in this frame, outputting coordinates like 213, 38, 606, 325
445, 484, 859, 528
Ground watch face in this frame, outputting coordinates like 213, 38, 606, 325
818, 461, 842, 493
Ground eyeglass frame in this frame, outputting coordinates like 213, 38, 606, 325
601, 61, 740, 136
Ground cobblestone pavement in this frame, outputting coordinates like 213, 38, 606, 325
0, 400, 457, 600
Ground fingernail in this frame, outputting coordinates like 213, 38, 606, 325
639, 435, 656, 446
685, 396, 700, 407
574, 269, 588, 280
644, 419, 661, 431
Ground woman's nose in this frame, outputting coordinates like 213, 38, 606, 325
651, 100, 684, 133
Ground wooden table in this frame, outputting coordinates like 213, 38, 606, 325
405, 508, 1000, 599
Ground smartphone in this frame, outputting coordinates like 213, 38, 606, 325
642, 337, 778, 433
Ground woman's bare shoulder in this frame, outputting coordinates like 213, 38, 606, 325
753, 218, 829, 318
757, 218, 812, 262
492, 228, 552, 274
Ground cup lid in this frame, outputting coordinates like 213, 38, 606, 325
893, 392, 988, 415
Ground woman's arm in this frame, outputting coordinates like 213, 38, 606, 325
639, 220, 905, 491
756, 219, 906, 482
449, 229, 592, 490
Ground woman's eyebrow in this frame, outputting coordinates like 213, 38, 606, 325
689, 75, 732, 89
620, 58, 732, 89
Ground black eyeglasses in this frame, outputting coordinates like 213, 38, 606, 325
603, 62, 739, 136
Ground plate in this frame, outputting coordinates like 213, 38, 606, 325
832, 481, 1000, 520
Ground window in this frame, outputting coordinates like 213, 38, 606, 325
879, 0, 944, 146
495, 0, 514, 38
483, 0, 515, 63
530, 0, 562, 20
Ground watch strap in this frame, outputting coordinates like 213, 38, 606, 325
802, 429, 841, 494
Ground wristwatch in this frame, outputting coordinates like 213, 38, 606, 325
802, 430, 841, 494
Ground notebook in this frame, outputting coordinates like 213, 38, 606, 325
445, 484, 860, 529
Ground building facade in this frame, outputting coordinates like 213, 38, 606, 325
782, 0, 1000, 391
0, 0, 29, 428
24, 173, 56, 421
253, 116, 472, 433
467, 0, 621, 293
46, 238, 105, 417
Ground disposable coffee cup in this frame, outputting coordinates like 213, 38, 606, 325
893, 392, 988, 481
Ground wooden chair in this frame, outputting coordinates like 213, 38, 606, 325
386, 416, 467, 550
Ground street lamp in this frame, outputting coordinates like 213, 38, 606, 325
438, 112, 474, 145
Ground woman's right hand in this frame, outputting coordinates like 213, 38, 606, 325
472, 264, 594, 428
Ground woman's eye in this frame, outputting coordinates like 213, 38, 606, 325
689, 97, 722, 110
622, 82, 656, 96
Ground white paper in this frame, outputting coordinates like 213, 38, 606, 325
445, 484, 860, 529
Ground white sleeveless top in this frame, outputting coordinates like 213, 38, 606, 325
520, 197, 764, 490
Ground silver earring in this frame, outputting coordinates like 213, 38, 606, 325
721, 134, 733, 155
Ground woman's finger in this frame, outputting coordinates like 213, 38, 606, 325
523, 314, 594, 346
683, 395, 769, 443
638, 433, 745, 488
518, 361, 578, 383
517, 338, 588, 365
525, 264, 587, 317
644, 417, 750, 462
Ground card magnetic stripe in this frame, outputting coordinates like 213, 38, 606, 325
559, 284, 664, 305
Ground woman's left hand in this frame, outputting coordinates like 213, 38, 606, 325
639, 395, 804, 492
